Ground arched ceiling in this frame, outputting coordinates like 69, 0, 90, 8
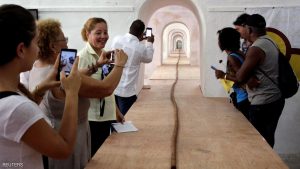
138, 0, 201, 26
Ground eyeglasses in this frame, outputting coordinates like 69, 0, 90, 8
55, 37, 68, 43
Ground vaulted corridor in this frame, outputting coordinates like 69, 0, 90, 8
1, 1, 300, 169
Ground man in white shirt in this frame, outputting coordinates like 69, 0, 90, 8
111, 19, 154, 116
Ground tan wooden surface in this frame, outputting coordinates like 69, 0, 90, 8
85, 78, 288, 169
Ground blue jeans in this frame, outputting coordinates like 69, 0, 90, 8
115, 95, 137, 116
249, 97, 285, 147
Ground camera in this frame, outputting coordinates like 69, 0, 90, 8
57, 48, 77, 80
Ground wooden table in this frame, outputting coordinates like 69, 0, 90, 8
85, 79, 288, 169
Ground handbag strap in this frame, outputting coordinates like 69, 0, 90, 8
256, 38, 280, 87
257, 67, 279, 86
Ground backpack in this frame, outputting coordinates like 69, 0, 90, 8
258, 38, 299, 99
277, 51, 299, 98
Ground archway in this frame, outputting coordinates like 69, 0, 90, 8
162, 22, 190, 64
137, 0, 203, 81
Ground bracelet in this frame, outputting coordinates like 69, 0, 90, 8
224, 74, 227, 80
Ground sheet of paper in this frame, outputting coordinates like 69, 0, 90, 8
112, 121, 138, 133
220, 79, 234, 93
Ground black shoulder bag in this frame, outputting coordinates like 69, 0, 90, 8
257, 38, 299, 99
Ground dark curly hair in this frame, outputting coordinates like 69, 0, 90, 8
217, 27, 241, 52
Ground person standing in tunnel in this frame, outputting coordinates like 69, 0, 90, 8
111, 19, 155, 116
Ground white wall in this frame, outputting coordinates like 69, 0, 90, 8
0, 0, 140, 52
2, 0, 300, 97
2, 1, 300, 163
275, 87, 300, 153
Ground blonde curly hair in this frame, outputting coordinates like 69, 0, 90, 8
37, 19, 61, 60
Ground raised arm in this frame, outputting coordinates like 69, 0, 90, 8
79, 49, 128, 98
18, 58, 61, 104
214, 55, 243, 82
141, 35, 154, 63
21, 57, 81, 159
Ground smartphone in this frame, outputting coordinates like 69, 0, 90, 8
210, 65, 218, 71
146, 27, 152, 37
57, 48, 77, 80
111, 52, 115, 63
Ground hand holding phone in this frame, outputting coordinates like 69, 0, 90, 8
108, 50, 115, 63
146, 27, 152, 37
57, 49, 77, 80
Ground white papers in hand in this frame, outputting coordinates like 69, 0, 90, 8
112, 121, 138, 133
